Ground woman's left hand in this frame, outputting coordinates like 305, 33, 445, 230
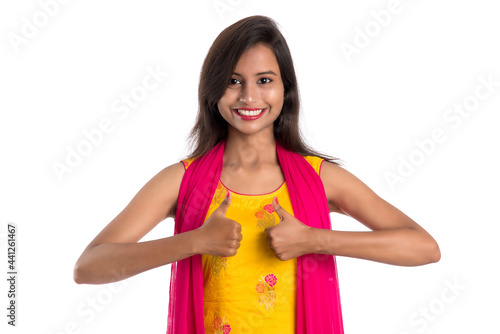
265, 196, 316, 261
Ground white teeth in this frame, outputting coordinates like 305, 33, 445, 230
236, 108, 264, 116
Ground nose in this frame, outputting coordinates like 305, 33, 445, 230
239, 83, 258, 104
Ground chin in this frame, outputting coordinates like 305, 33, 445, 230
228, 123, 274, 136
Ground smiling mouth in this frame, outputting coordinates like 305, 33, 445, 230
234, 108, 266, 116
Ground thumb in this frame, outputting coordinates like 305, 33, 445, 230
272, 196, 288, 221
217, 190, 232, 215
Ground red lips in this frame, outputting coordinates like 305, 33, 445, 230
232, 108, 267, 120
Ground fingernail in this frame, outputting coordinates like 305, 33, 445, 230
275, 197, 279, 204
226, 191, 230, 198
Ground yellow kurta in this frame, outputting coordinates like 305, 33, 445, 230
181, 155, 324, 333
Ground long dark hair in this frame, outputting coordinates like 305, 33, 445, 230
184, 15, 340, 165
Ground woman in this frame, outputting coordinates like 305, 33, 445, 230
74, 15, 440, 333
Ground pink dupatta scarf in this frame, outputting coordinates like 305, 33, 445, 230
167, 139, 344, 333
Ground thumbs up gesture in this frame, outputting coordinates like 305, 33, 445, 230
265, 197, 317, 261
194, 191, 243, 257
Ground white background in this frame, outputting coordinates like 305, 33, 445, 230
1, 0, 499, 333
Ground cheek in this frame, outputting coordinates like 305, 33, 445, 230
267, 87, 285, 108
218, 90, 237, 110
217, 102, 230, 124
217, 94, 230, 112
217, 99, 225, 111
217, 92, 236, 123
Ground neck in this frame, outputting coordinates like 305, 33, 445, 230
223, 127, 278, 169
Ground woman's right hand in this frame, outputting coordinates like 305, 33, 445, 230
194, 191, 243, 257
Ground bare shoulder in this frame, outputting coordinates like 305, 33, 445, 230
140, 161, 186, 219
84, 161, 186, 250
319, 160, 377, 215
320, 160, 422, 231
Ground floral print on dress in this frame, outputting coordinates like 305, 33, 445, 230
209, 182, 229, 277
213, 181, 227, 206
255, 202, 277, 230
256, 274, 278, 311
263, 204, 274, 213
210, 255, 228, 277
213, 316, 231, 334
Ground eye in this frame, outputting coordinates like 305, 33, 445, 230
229, 78, 241, 85
258, 77, 272, 84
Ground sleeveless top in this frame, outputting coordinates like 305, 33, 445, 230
181, 155, 324, 333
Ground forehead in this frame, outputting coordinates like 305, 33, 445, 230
234, 44, 280, 75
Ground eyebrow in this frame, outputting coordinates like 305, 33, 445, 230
233, 70, 278, 77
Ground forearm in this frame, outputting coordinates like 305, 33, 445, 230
312, 227, 441, 266
74, 230, 198, 284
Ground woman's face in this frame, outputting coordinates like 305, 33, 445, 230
217, 43, 285, 136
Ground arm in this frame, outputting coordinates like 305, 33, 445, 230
266, 161, 440, 266
317, 161, 441, 266
73, 162, 193, 284
73, 163, 242, 285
